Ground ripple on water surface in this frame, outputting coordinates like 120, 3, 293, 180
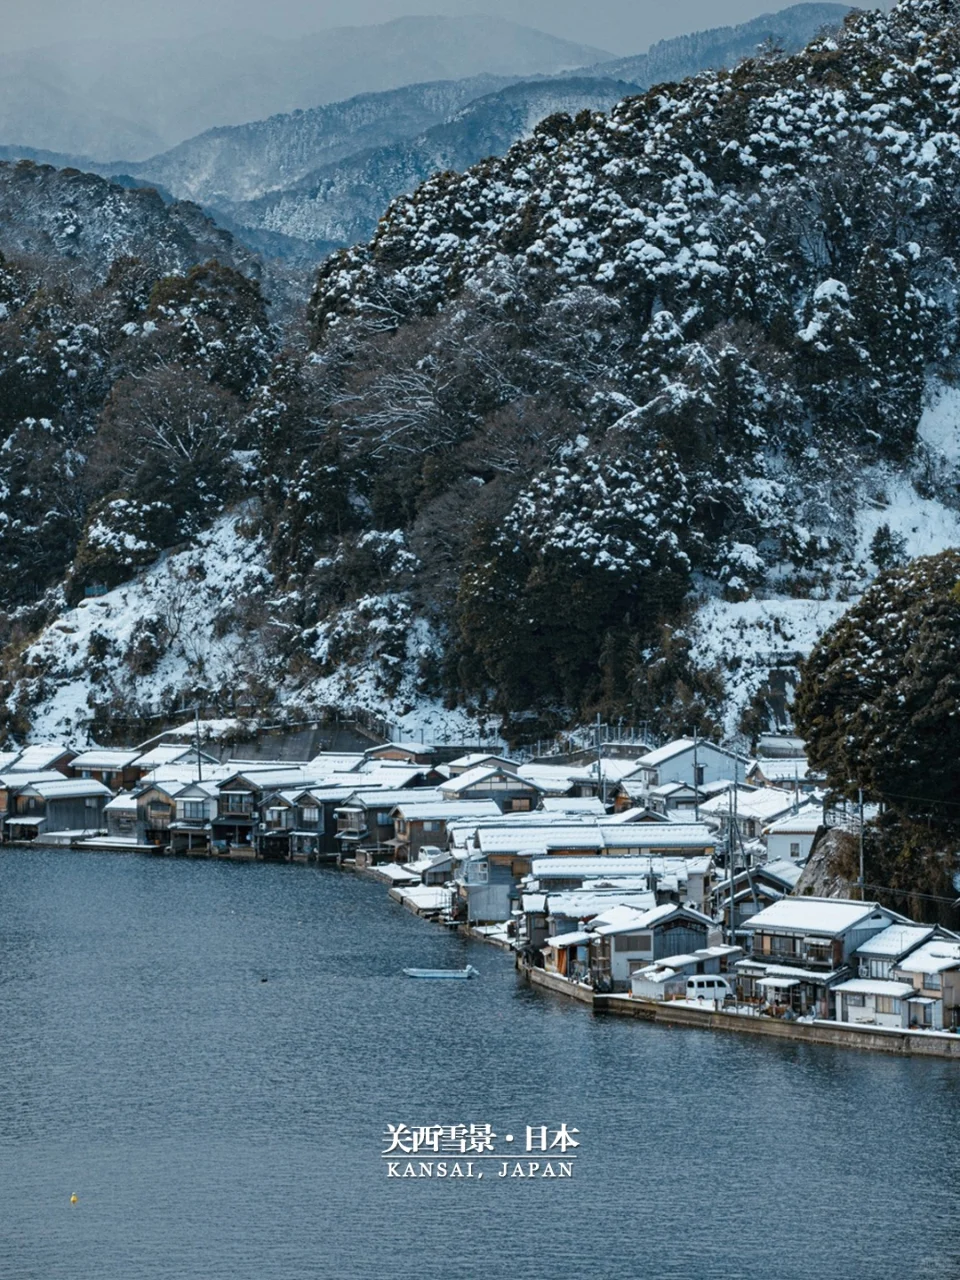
1, 847, 959, 1280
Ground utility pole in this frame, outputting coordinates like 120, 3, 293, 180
595, 712, 605, 807
195, 706, 203, 784
693, 727, 700, 822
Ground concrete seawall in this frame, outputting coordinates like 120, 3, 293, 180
519, 963, 960, 1058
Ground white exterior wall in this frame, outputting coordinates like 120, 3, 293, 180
766, 829, 817, 862
836, 994, 908, 1029
647, 744, 739, 789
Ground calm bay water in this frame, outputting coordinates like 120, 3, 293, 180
1, 846, 958, 1280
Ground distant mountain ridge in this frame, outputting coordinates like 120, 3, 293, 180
589, 2, 856, 81
100, 2, 856, 257
0, 17, 611, 160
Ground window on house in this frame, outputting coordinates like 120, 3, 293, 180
183, 802, 206, 821
845, 993, 865, 1007
377, 812, 393, 825
84, 797, 98, 809
806, 940, 832, 963
695, 765, 705, 786
301, 806, 319, 824
148, 800, 170, 814
876, 995, 900, 1015
790, 842, 801, 858
423, 821, 438, 832
510, 798, 531, 812
615, 933, 652, 952
925, 973, 941, 990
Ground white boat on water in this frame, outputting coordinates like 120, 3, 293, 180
402, 965, 480, 980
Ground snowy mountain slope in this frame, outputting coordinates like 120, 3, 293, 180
113, 77, 520, 208
226, 78, 641, 249
0, 161, 258, 278
4, 0, 960, 749
0, 19, 611, 161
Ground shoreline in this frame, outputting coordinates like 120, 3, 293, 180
8, 841, 959, 1059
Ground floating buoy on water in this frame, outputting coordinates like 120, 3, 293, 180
70, 1194, 78, 1204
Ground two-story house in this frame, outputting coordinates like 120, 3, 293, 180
736, 897, 903, 1017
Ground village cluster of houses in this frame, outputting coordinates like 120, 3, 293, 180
2, 728, 956, 1036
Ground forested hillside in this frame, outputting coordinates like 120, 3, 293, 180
3, 0, 960, 748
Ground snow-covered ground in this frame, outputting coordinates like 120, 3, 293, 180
13, 382, 960, 748
19, 515, 273, 743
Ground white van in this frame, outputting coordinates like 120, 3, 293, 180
686, 975, 732, 1003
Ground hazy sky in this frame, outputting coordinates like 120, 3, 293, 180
4, 0, 894, 57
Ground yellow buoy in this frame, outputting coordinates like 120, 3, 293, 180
70, 1194, 78, 1205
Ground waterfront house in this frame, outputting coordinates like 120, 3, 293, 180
334, 787, 443, 864
853, 924, 936, 980
588, 903, 714, 991
391, 798, 500, 862
104, 791, 137, 840
6, 777, 111, 839
169, 782, 219, 854
287, 785, 357, 860
736, 898, 903, 1017
70, 747, 143, 792
135, 780, 180, 847
212, 772, 261, 850
630, 945, 743, 1000
831, 978, 917, 1029
892, 938, 960, 1030
258, 789, 298, 860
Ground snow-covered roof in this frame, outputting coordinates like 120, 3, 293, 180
71, 748, 142, 769
9, 744, 73, 769
0, 770, 70, 788
531, 855, 711, 881
393, 799, 501, 821
741, 898, 885, 936
601, 824, 716, 851
593, 902, 711, 937
544, 930, 593, 948
540, 796, 607, 814
307, 753, 365, 772
855, 924, 934, 959
18, 778, 112, 799
700, 787, 796, 822
749, 757, 817, 782
759, 859, 804, 888
338, 788, 439, 810
135, 744, 216, 769
442, 765, 541, 794
894, 939, 960, 975
546, 889, 657, 919
832, 978, 915, 998
763, 807, 823, 835
446, 752, 517, 772
637, 738, 697, 766
478, 826, 603, 855
104, 791, 137, 811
